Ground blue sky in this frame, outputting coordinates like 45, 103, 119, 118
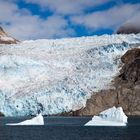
0, 0, 140, 40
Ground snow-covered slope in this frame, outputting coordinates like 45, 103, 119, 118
0, 34, 140, 116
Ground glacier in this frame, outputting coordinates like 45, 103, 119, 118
0, 34, 140, 116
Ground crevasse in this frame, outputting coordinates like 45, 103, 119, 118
0, 34, 140, 116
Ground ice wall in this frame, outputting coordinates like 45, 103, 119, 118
0, 34, 140, 116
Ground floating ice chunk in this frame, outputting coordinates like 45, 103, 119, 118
6, 113, 44, 125
85, 106, 128, 126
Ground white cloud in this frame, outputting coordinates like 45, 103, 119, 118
0, 0, 75, 40
3, 15, 75, 40
123, 12, 140, 27
25, 0, 111, 15
0, 0, 140, 40
71, 4, 140, 31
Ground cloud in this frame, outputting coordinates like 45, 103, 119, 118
0, 0, 140, 40
123, 12, 140, 27
71, 4, 140, 32
3, 15, 75, 40
0, 0, 75, 40
25, 0, 111, 15
116, 11, 140, 34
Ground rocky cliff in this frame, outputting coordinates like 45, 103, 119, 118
0, 26, 18, 44
0, 112, 4, 117
73, 48, 140, 116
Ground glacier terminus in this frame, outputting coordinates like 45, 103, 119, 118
0, 34, 140, 116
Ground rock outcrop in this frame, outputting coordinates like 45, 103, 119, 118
0, 26, 19, 44
121, 48, 140, 64
119, 48, 140, 83
0, 112, 4, 117
73, 48, 140, 116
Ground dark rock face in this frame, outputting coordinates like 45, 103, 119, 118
120, 48, 140, 83
0, 26, 19, 44
73, 48, 140, 116
120, 57, 140, 83
117, 25, 140, 34
121, 48, 140, 64
0, 112, 4, 117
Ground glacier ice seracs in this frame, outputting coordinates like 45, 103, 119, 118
6, 113, 44, 125
0, 34, 140, 116
85, 106, 128, 126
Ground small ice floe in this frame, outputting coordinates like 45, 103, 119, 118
6, 113, 44, 125
85, 106, 128, 126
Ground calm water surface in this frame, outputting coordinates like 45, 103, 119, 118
0, 116, 140, 140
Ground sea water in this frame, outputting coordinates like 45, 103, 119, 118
0, 116, 140, 140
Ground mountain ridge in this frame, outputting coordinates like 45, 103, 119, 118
0, 26, 19, 44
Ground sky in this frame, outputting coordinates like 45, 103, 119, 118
0, 0, 140, 40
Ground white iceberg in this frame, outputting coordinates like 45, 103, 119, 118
6, 113, 44, 125
85, 106, 128, 126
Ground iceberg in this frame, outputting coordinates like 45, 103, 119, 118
85, 106, 128, 126
6, 113, 44, 125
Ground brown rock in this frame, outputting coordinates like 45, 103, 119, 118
0, 26, 19, 44
73, 48, 140, 116
73, 89, 118, 116
120, 49, 140, 83
121, 48, 140, 64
